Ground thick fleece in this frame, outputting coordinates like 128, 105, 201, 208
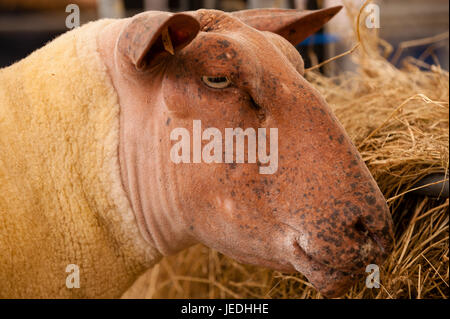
0, 20, 161, 298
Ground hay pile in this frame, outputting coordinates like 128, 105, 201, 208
123, 3, 449, 299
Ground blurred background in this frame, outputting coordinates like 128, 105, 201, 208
0, 0, 448, 71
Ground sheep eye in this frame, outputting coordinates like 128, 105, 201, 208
201, 76, 231, 89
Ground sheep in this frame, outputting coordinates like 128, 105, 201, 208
0, 7, 393, 298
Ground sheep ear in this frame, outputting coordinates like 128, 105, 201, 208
118, 12, 200, 70
231, 6, 342, 45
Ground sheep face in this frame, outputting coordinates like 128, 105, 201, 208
97, 7, 394, 297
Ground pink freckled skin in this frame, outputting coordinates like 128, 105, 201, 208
97, 7, 393, 298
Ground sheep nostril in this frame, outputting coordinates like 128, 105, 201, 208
354, 218, 368, 236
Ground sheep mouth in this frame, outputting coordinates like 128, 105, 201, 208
290, 241, 362, 298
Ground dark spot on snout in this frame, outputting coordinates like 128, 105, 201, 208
348, 203, 361, 215
216, 49, 237, 61
365, 195, 377, 206
166, 117, 171, 125
365, 215, 374, 223
216, 53, 228, 60
217, 39, 230, 47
